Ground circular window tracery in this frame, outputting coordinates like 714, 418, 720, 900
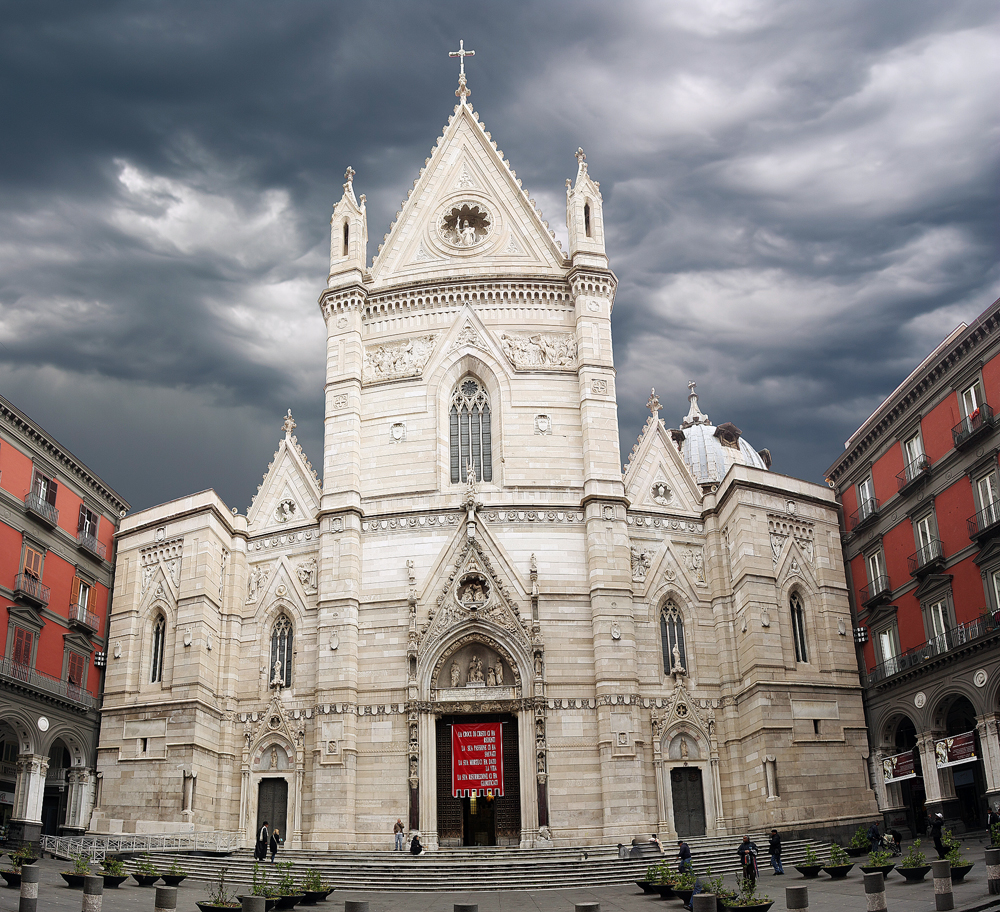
439, 203, 492, 248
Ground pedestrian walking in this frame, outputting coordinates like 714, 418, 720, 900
736, 835, 759, 889
768, 829, 784, 874
394, 818, 405, 851
269, 826, 282, 862
931, 813, 946, 858
677, 839, 692, 873
255, 820, 269, 861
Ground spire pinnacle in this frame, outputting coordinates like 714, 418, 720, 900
681, 381, 710, 429
647, 388, 661, 415
282, 409, 296, 436
449, 40, 476, 105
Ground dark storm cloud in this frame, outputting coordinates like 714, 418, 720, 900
0, 0, 997, 510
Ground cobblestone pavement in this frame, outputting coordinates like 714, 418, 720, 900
3, 856, 1000, 912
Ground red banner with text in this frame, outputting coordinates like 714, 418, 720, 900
451, 723, 504, 797
934, 731, 977, 769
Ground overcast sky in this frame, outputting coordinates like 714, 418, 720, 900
1, 1, 997, 513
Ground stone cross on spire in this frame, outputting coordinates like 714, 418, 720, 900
449, 40, 475, 104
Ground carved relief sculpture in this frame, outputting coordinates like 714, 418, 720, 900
450, 661, 461, 687
296, 558, 318, 593
630, 546, 652, 582
499, 332, 578, 370
467, 655, 484, 684
362, 335, 438, 384
247, 564, 270, 603
682, 547, 706, 585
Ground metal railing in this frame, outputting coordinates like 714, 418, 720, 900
24, 490, 59, 525
968, 501, 1000, 539
868, 611, 1000, 684
953, 403, 994, 449
77, 532, 107, 560
850, 497, 880, 532
897, 454, 931, 491
69, 601, 99, 631
907, 539, 944, 575
14, 572, 50, 606
40, 831, 244, 861
861, 574, 891, 605
0, 656, 96, 709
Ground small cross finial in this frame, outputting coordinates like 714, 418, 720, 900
343, 166, 355, 197
682, 381, 709, 428
647, 388, 661, 414
282, 409, 296, 435
449, 40, 476, 104
576, 148, 586, 164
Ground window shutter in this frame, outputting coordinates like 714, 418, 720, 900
13, 628, 32, 666
78, 504, 87, 533
23, 547, 42, 579
70, 577, 81, 607
45, 480, 58, 507
68, 651, 85, 685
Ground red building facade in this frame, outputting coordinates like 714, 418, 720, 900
827, 296, 1000, 836
0, 395, 127, 847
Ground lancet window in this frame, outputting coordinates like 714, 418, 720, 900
790, 592, 808, 663
270, 615, 293, 688
660, 600, 686, 674
450, 377, 493, 484
150, 614, 166, 684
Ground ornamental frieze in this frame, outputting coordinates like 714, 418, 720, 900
627, 514, 703, 533
249, 527, 320, 552
500, 332, 578, 371
362, 513, 461, 533
484, 510, 584, 524
362, 334, 438, 384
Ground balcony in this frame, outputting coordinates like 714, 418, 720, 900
69, 602, 99, 633
861, 574, 892, 607
24, 491, 58, 526
13, 572, 50, 608
967, 501, 1000, 541
0, 657, 96, 710
868, 611, 1000, 685
76, 532, 107, 561
953, 403, 995, 450
907, 539, 945, 576
897, 454, 931, 493
849, 497, 881, 532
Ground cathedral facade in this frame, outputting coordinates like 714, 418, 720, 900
94, 84, 876, 849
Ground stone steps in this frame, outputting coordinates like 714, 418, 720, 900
130, 836, 829, 892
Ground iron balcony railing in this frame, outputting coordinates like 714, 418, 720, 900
897, 454, 931, 492
968, 501, 1000, 540
907, 539, 944, 576
953, 403, 994, 449
861, 574, 891, 606
24, 490, 58, 526
13, 572, 50, 607
69, 601, 99, 632
76, 532, 107, 560
868, 611, 1000, 685
0, 656, 96, 709
850, 497, 881, 532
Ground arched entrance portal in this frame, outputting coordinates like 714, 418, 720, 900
894, 717, 926, 837
942, 696, 986, 829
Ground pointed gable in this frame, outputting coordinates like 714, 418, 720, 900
623, 399, 703, 514
369, 103, 568, 289
247, 411, 321, 536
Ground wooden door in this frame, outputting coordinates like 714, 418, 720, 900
670, 767, 706, 837
256, 778, 287, 839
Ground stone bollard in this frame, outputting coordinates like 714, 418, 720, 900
18, 863, 40, 912
154, 885, 177, 912
455, 905, 479, 912
932, 859, 953, 911
574, 904, 600, 912
240, 897, 265, 912
692, 895, 716, 912
863, 871, 887, 912
987, 847, 1000, 895
344, 903, 370, 912
786, 884, 809, 909
82, 874, 103, 912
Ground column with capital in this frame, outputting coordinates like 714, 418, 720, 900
917, 733, 946, 814
977, 716, 1000, 805
9, 755, 48, 848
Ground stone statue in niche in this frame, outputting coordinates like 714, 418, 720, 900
534, 653, 543, 677
247, 565, 268, 603
680, 737, 689, 760
270, 747, 278, 769
271, 659, 283, 687
410, 757, 418, 777
457, 574, 489, 607
275, 499, 297, 523
467, 655, 484, 684
494, 660, 504, 686
671, 644, 686, 677
487, 665, 496, 687
651, 481, 673, 505
450, 661, 461, 687
460, 220, 477, 246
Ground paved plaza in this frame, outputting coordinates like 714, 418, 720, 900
4, 856, 1000, 912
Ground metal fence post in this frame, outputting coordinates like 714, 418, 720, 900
18, 863, 40, 912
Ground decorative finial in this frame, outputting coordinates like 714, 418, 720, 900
282, 409, 296, 435
343, 166, 355, 196
449, 40, 476, 104
681, 381, 710, 429
647, 388, 661, 414
575, 147, 586, 164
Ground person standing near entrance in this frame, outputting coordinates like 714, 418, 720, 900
270, 827, 281, 862
768, 829, 784, 874
737, 835, 759, 889
255, 820, 269, 861
931, 813, 946, 858
394, 818, 405, 851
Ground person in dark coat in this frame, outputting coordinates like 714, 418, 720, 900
768, 829, 784, 874
931, 813, 946, 858
255, 821, 269, 861
988, 806, 1000, 832
269, 827, 281, 862
410, 834, 423, 855
737, 835, 759, 889
677, 839, 692, 873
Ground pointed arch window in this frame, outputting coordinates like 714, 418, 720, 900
150, 614, 166, 684
660, 600, 686, 674
790, 592, 808, 663
343, 221, 350, 257
450, 378, 493, 484
270, 615, 293, 688
584, 203, 592, 237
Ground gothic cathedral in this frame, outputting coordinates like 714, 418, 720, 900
95, 77, 876, 849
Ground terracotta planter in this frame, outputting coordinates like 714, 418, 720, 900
898, 865, 930, 882
133, 873, 161, 886
860, 864, 895, 878
822, 864, 854, 879
100, 873, 130, 888
161, 874, 187, 886
0, 869, 21, 888
60, 872, 88, 888
951, 863, 974, 882
793, 864, 823, 878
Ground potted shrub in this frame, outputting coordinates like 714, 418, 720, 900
822, 843, 854, 879
944, 830, 974, 882
299, 867, 332, 905
793, 844, 823, 878
161, 857, 187, 887
132, 853, 161, 886
197, 868, 241, 912
672, 870, 698, 905
60, 853, 92, 888
636, 863, 658, 893
847, 826, 871, 857
702, 869, 731, 912
861, 847, 895, 878
991, 821, 1000, 848
238, 862, 278, 911
100, 856, 131, 888
273, 861, 306, 909
897, 839, 931, 882
721, 874, 773, 911
1, 846, 37, 888
652, 861, 676, 898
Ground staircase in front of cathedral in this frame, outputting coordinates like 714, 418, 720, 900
135, 835, 829, 892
